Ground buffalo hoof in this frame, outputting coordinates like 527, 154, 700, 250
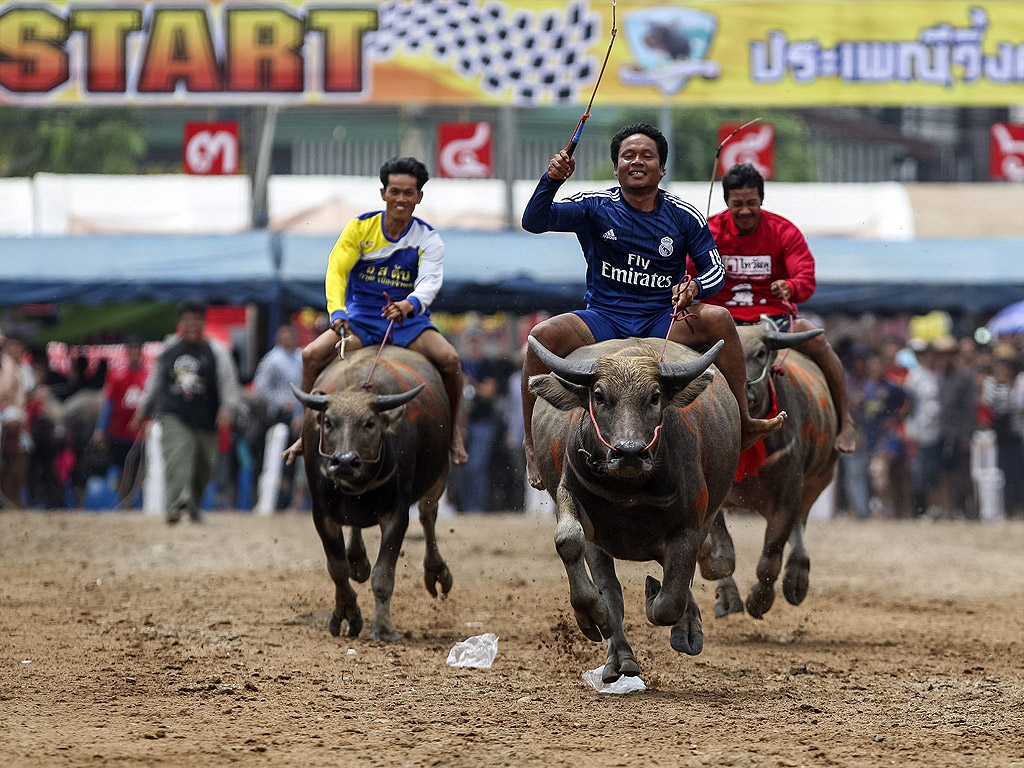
746, 582, 776, 619
714, 577, 745, 618
782, 558, 810, 606
424, 562, 453, 598
670, 608, 703, 655
370, 627, 400, 643
329, 609, 363, 638
602, 656, 640, 684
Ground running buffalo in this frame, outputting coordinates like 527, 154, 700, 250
710, 319, 838, 620
292, 346, 453, 641
528, 336, 741, 682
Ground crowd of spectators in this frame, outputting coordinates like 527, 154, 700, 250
3, 310, 1024, 521
837, 332, 1024, 520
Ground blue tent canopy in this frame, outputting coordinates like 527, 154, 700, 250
1, 232, 1022, 316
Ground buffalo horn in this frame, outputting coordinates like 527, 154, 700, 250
764, 327, 824, 350
291, 383, 329, 411
374, 383, 425, 412
527, 336, 596, 386
658, 340, 725, 388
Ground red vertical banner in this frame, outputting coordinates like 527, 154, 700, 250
183, 121, 240, 175
990, 122, 1024, 181
716, 122, 775, 180
436, 122, 493, 178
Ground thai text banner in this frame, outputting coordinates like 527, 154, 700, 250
2, 0, 1023, 106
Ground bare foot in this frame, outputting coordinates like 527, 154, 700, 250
835, 418, 857, 453
450, 434, 468, 466
524, 440, 546, 491
282, 437, 303, 466
740, 411, 787, 451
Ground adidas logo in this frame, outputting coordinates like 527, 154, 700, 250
602, 228, 617, 240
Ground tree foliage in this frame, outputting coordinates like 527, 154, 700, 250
611, 107, 815, 183
0, 108, 146, 176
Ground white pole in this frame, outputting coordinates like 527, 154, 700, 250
142, 421, 164, 517
255, 422, 289, 515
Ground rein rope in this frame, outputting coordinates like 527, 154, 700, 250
361, 291, 401, 390
659, 274, 697, 362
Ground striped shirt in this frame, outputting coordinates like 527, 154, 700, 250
522, 174, 724, 314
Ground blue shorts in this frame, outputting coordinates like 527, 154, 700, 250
574, 307, 673, 343
735, 314, 792, 332
348, 312, 436, 347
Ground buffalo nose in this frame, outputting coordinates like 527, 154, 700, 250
612, 440, 647, 458
328, 451, 359, 472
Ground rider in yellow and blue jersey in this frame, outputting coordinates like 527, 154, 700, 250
285, 156, 468, 466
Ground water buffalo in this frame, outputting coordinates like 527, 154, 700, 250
528, 336, 741, 682
709, 319, 838, 619
292, 345, 453, 642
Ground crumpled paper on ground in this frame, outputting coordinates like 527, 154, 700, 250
446, 633, 499, 669
581, 665, 647, 694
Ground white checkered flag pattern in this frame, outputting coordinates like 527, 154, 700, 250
365, 0, 603, 106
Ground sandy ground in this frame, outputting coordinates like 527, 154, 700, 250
1, 509, 1023, 768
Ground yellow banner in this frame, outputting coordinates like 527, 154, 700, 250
2, 0, 1023, 106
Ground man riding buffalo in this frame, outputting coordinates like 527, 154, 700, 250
520, 122, 786, 490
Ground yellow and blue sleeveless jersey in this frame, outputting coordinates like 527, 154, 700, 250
325, 211, 444, 325
522, 174, 725, 315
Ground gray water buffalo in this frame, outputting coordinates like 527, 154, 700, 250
292, 345, 453, 642
709, 319, 838, 620
528, 336, 741, 682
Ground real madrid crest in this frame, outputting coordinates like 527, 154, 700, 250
659, 236, 674, 258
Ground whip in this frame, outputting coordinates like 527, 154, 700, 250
705, 117, 762, 218
564, 0, 618, 157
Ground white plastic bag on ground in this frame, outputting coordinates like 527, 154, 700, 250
582, 665, 647, 694
446, 633, 498, 669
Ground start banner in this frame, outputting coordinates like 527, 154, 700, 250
2, 1, 1024, 107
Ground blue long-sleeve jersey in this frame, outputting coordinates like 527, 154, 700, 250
521, 174, 725, 315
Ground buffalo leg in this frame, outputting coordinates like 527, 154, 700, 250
645, 531, 704, 655
747, 514, 795, 619
554, 483, 611, 642
583, 542, 639, 683
699, 511, 744, 617
782, 476, 826, 605
419, 477, 453, 598
345, 527, 371, 583
368, 506, 410, 642
312, 510, 362, 638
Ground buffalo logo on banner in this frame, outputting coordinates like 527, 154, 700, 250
990, 123, 1024, 182
437, 122, 493, 179
183, 122, 239, 175
619, 6, 721, 93
717, 122, 775, 180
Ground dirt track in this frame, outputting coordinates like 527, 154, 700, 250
1, 509, 1022, 767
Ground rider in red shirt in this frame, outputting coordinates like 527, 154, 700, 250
699, 163, 856, 453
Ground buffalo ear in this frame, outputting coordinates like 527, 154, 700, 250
381, 404, 407, 426
529, 373, 587, 412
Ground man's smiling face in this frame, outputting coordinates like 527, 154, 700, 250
614, 133, 665, 193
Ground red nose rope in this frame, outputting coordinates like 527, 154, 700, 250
587, 392, 663, 454
361, 291, 401, 390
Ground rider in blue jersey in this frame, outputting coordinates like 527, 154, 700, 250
520, 122, 785, 490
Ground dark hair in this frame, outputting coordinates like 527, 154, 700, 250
722, 163, 765, 201
610, 123, 668, 167
179, 300, 206, 319
379, 156, 429, 190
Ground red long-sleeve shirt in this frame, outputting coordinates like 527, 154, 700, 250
695, 208, 816, 322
